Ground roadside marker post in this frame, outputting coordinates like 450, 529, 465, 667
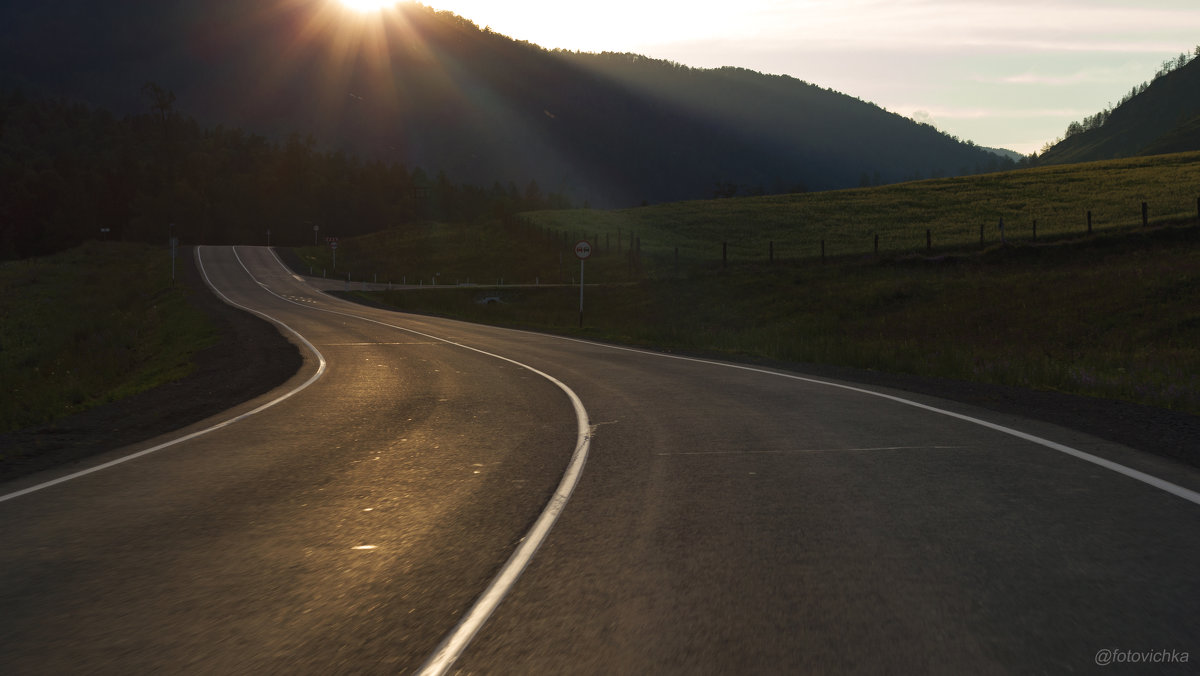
574, 240, 592, 327
326, 236, 339, 270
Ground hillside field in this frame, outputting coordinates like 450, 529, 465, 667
296, 152, 1200, 287
297, 153, 1200, 415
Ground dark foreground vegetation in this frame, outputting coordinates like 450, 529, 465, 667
0, 244, 301, 480
0, 242, 214, 433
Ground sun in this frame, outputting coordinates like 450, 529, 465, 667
338, 0, 396, 11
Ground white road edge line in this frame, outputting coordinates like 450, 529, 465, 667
247, 249, 591, 676
0, 246, 327, 505
541, 334, 1200, 507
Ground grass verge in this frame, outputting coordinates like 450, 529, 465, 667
344, 224, 1200, 416
0, 241, 217, 434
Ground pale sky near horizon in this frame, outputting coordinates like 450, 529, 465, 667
418, 0, 1200, 155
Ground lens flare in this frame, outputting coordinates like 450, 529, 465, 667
339, 0, 395, 12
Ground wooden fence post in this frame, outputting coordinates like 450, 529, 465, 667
1142, 202, 1148, 227
1087, 210, 1093, 234
821, 239, 826, 264
1032, 219, 1037, 240
926, 229, 931, 252
769, 241, 774, 264
722, 241, 727, 268
874, 234, 879, 256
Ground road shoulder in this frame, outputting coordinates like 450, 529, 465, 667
0, 247, 302, 483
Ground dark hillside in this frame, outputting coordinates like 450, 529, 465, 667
1039, 54, 1200, 164
0, 1, 1013, 207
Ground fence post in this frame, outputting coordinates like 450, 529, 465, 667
1142, 202, 1148, 227
722, 241, 727, 268
821, 239, 826, 264
769, 241, 774, 264
926, 229, 931, 252
1032, 219, 1037, 240
980, 222, 985, 247
874, 234, 879, 256
1087, 210, 1093, 234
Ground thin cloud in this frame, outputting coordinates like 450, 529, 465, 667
895, 105, 1091, 120
980, 67, 1138, 86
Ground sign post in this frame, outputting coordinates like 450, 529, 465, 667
574, 240, 592, 327
326, 236, 339, 270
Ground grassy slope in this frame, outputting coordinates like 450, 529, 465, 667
344, 226, 1200, 415
526, 151, 1200, 266
293, 153, 1200, 287
0, 242, 216, 433
322, 154, 1200, 415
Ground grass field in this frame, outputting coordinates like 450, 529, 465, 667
308, 153, 1200, 415
7, 153, 1197, 437
294, 152, 1200, 289
0, 242, 215, 434
526, 151, 1200, 269
345, 225, 1200, 414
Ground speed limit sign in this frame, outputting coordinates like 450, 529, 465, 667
574, 240, 592, 260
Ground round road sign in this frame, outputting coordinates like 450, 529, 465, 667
574, 240, 592, 260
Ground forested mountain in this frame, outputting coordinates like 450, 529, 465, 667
0, 92, 569, 259
1037, 49, 1200, 165
0, 1, 1013, 209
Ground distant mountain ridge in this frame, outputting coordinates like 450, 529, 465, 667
0, 1, 1015, 206
1038, 55, 1200, 165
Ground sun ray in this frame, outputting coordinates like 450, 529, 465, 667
339, 0, 396, 12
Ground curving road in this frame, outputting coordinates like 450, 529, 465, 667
1, 245, 1197, 674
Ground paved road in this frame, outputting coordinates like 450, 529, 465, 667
2, 246, 1197, 674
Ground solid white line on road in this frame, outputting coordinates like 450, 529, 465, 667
246, 248, 592, 676
542, 335, 1200, 507
0, 247, 328, 505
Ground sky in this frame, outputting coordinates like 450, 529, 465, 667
415, 0, 1200, 155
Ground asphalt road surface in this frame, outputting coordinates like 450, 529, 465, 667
2, 246, 1197, 674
